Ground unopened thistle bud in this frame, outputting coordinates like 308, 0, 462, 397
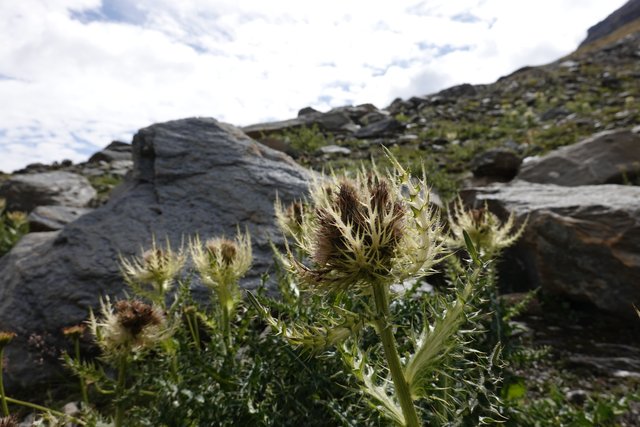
120, 238, 185, 303
275, 197, 309, 241
190, 231, 252, 296
89, 297, 170, 358
447, 198, 525, 258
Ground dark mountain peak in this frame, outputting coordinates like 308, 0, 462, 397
580, 0, 640, 47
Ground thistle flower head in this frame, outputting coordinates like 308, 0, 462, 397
120, 238, 185, 303
190, 231, 252, 287
89, 297, 170, 358
0, 416, 18, 427
0, 331, 16, 349
190, 230, 252, 310
447, 198, 525, 258
275, 197, 310, 241
284, 157, 446, 294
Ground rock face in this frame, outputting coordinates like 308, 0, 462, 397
471, 148, 521, 182
465, 181, 640, 318
580, 0, 640, 47
0, 171, 96, 212
0, 117, 311, 392
88, 141, 132, 164
518, 130, 640, 186
27, 205, 94, 232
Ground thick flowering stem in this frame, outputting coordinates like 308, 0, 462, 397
0, 348, 8, 417
372, 282, 420, 427
114, 356, 128, 427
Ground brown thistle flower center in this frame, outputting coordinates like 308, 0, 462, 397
115, 300, 162, 337
314, 179, 405, 275
0, 415, 18, 427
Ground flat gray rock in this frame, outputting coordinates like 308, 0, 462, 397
28, 205, 93, 231
464, 181, 640, 318
518, 130, 640, 186
0, 117, 311, 392
0, 171, 96, 212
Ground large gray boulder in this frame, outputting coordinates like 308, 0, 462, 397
0, 171, 96, 212
464, 181, 640, 318
0, 117, 311, 392
518, 130, 640, 186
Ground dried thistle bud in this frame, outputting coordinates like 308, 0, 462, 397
0, 331, 16, 348
275, 197, 310, 241
447, 198, 526, 258
62, 324, 86, 339
190, 231, 252, 288
89, 297, 170, 357
120, 238, 185, 302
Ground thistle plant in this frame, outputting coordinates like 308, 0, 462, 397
446, 198, 527, 349
447, 197, 525, 259
89, 297, 172, 427
190, 230, 252, 349
252, 157, 503, 426
120, 238, 185, 306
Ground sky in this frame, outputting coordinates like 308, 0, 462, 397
0, 0, 628, 173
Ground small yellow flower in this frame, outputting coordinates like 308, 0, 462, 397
447, 197, 525, 258
89, 297, 170, 358
62, 324, 86, 340
120, 238, 185, 303
0, 332, 16, 349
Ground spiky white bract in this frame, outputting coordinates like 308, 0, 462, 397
119, 237, 185, 304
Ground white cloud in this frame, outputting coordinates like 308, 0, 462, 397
0, 0, 628, 172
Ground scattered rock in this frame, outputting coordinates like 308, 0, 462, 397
471, 148, 521, 182
353, 118, 404, 139
0, 118, 311, 392
88, 141, 132, 163
0, 171, 96, 213
318, 145, 351, 156
518, 129, 640, 186
28, 205, 93, 232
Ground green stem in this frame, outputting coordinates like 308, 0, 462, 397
185, 311, 201, 351
74, 337, 90, 409
114, 356, 128, 427
4, 396, 86, 426
0, 347, 8, 417
371, 282, 420, 427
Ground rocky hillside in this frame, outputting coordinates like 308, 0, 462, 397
244, 27, 639, 200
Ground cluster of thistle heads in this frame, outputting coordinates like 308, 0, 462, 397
87, 231, 252, 359
276, 156, 524, 295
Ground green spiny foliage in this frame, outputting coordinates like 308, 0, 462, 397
0, 199, 28, 257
